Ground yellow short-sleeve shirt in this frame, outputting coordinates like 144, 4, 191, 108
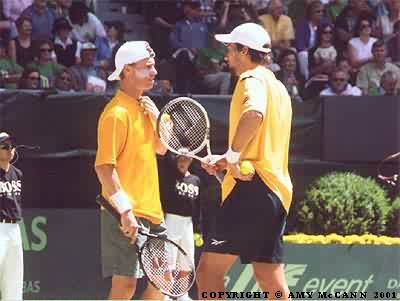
222, 66, 293, 212
95, 90, 163, 224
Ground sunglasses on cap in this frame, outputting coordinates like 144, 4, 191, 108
0, 144, 16, 150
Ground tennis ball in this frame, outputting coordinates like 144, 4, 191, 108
239, 160, 255, 176
161, 113, 171, 122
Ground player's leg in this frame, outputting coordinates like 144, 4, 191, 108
0, 224, 23, 301
196, 251, 237, 299
252, 262, 291, 300
101, 209, 140, 300
109, 276, 137, 300
234, 175, 289, 300
175, 216, 195, 301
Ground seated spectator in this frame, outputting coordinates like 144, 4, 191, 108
337, 58, 358, 85
334, 0, 375, 54
95, 21, 125, 70
216, 0, 259, 34
21, 0, 56, 40
379, 70, 399, 95
9, 16, 35, 66
258, 0, 294, 51
50, 0, 71, 18
3, 0, 32, 22
0, 10, 16, 54
28, 39, 64, 88
169, 0, 209, 93
326, 0, 347, 23
387, 20, 400, 65
146, 0, 183, 61
0, 40, 23, 89
276, 49, 305, 102
18, 66, 41, 89
311, 23, 337, 67
54, 68, 74, 92
356, 39, 400, 95
53, 17, 78, 67
320, 68, 362, 96
348, 16, 378, 69
69, 1, 106, 43
376, 0, 400, 40
69, 42, 107, 92
295, 0, 328, 79
195, 32, 231, 95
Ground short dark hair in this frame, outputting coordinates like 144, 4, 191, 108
372, 39, 386, 51
236, 43, 269, 64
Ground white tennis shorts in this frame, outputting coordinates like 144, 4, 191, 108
165, 213, 195, 271
0, 223, 23, 300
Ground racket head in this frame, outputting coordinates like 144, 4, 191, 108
139, 236, 196, 298
156, 97, 210, 157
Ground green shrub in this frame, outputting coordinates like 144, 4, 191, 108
296, 172, 391, 235
386, 196, 400, 236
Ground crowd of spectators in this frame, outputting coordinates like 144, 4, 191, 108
0, 0, 399, 99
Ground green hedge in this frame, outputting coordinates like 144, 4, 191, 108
295, 172, 391, 235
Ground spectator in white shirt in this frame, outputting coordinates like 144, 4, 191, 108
68, 1, 106, 43
320, 68, 362, 96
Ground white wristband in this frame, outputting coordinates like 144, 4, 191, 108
110, 190, 133, 214
225, 147, 241, 164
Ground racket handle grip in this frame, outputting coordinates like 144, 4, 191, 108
96, 195, 122, 224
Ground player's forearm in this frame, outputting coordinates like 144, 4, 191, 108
95, 164, 122, 197
231, 110, 263, 152
155, 135, 168, 155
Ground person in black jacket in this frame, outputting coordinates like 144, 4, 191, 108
0, 132, 23, 301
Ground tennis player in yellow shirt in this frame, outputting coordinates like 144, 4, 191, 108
199, 23, 293, 300
95, 41, 168, 300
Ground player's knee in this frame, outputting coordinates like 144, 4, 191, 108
111, 275, 137, 293
196, 258, 224, 285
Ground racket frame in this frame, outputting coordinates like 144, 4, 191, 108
156, 96, 212, 160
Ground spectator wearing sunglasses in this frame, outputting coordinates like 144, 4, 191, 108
18, 66, 41, 89
27, 39, 64, 88
0, 40, 23, 89
320, 67, 362, 96
0, 132, 24, 301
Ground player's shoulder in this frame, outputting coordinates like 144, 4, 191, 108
9, 165, 23, 179
187, 174, 201, 183
239, 65, 271, 84
100, 97, 130, 119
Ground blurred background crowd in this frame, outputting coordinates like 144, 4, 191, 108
0, 0, 399, 98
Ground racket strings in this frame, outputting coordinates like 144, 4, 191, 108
158, 99, 208, 154
141, 239, 195, 297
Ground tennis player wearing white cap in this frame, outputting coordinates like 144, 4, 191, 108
198, 23, 293, 300
95, 41, 169, 300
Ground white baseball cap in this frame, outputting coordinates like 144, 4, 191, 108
108, 41, 154, 81
215, 23, 271, 54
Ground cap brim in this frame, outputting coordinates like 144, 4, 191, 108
107, 68, 123, 81
214, 34, 233, 44
0, 135, 16, 144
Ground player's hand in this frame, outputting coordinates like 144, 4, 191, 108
201, 154, 227, 175
120, 210, 139, 244
228, 162, 254, 181
140, 96, 160, 127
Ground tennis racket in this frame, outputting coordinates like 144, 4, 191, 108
96, 195, 196, 298
156, 97, 224, 182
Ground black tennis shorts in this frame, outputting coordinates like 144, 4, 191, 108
204, 174, 287, 264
